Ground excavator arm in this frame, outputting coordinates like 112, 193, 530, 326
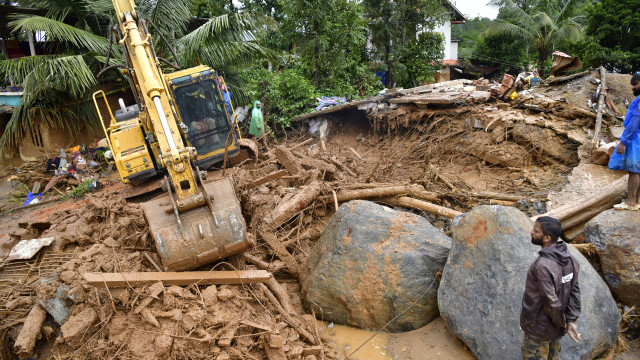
92, 0, 250, 271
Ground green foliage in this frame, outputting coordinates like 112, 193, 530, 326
241, 66, 317, 129
60, 178, 97, 200
363, 0, 445, 87
279, 0, 371, 96
9, 183, 30, 205
485, 0, 587, 77
564, 0, 640, 72
401, 32, 444, 87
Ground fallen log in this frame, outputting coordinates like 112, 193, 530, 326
257, 229, 302, 277
532, 175, 627, 228
84, 270, 272, 288
544, 70, 591, 86
268, 182, 324, 227
255, 138, 314, 168
377, 196, 462, 219
246, 170, 288, 190
13, 304, 47, 358
336, 184, 433, 202
275, 146, 303, 175
258, 283, 317, 345
592, 67, 607, 151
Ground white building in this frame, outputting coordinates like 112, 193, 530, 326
432, 0, 466, 61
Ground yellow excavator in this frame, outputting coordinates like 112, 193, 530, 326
92, 0, 252, 271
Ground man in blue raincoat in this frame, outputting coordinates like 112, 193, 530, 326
608, 73, 640, 210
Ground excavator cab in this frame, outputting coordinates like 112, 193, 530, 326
166, 66, 240, 169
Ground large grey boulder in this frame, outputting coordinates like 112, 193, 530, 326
438, 205, 620, 360
585, 209, 640, 307
302, 200, 451, 332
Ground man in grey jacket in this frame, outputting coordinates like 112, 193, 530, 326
521, 216, 581, 360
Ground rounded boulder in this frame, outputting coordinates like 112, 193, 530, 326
585, 209, 640, 307
302, 200, 451, 332
438, 205, 620, 360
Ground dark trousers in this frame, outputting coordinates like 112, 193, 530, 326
521, 334, 561, 360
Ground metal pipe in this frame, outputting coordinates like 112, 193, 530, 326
152, 96, 176, 150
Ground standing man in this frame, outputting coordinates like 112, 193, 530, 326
608, 73, 640, 210
521, 216, 581, 360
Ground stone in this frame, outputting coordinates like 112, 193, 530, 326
302, 200, 451, 332
585, 209, 640, 307
201, 285, 218, 306
61, 307, 97, 346
438, 205, 620, 360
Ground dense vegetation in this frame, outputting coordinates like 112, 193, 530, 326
0, 0, 638, 149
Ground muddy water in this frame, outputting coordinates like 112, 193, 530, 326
319, 321, 392, 360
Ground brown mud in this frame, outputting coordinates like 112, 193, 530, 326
0, 72, 638, 359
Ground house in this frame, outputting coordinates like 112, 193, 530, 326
433, 0, 466, 61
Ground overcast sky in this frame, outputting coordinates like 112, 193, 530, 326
451, 0, 500, 20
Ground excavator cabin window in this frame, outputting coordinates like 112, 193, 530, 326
173, 79, 231, 157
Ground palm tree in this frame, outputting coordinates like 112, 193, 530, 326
0, 0, 276, 157
484, 0, 585, 78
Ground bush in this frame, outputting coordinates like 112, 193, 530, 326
241, 66, 318, 129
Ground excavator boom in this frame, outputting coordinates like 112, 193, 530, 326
92, 0, 250, 270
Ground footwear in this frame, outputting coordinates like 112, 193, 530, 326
613, 202, 639, 211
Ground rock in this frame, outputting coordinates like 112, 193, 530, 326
39, 282, 71, 325
585, 209, 640, 307
438, 205, 620, 360
13, 304, 47, 358
302, 200, 451, 332
217, 286, 234, 302
61, 307, 97, 346
608, 126, 624, 141
201, 285, 218, 305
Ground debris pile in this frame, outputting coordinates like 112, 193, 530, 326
0, 70, 638, 358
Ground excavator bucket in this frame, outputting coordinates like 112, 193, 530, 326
140, 177, 249, 271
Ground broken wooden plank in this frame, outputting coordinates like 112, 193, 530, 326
378, 196, 462, 219
84, 270, 273, 288
133, 282, 165, 314
347, 147, 363, 160
246, 170, 288, 190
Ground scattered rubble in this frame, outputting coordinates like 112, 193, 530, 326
0, 70, 638, 358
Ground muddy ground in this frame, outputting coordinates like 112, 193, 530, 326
0, 72, 639, 359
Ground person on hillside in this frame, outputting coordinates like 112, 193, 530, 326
521, 216, 581, 360
249, 101, 265, 139
608, 73, 640, 210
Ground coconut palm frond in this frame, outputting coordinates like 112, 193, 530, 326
0, 55, 61, 84
185, 40, 279, 69
532, 12, 556, 33
136, 0, 194, 36
549, 23, 584, 44
484, 19, 535, 42
22, 55, 97, 98
9, 16, 109, 53
178, 12, 276, 52
555, 0, 586, 23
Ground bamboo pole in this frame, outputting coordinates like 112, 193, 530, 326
592, 67, 607, 151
